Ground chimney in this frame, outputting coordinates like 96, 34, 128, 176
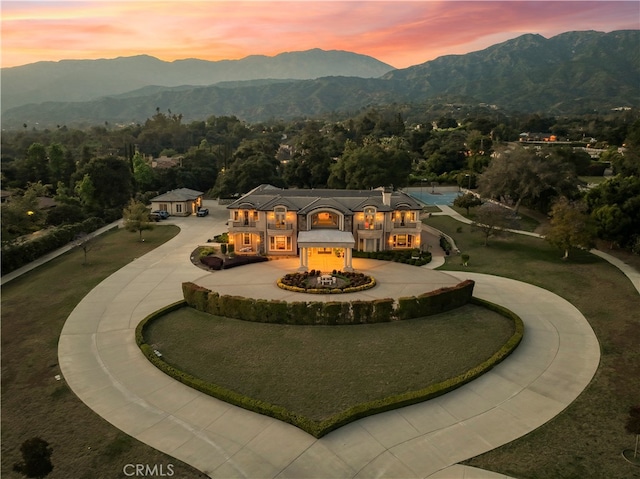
382, 186, 392, 206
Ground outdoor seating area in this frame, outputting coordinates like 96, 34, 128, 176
318, 274, 337, 286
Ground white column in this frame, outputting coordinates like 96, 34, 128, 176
299, 247, 306, 271
344, 247, 353, 272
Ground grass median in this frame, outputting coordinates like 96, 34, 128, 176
1, 226, 208, 479
427, 215, 640, 479
143, 303, 516, 429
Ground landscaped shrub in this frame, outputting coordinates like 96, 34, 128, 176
322, 302, 343, 325
200, 255, 223, 270
351, 300, 374, 323
182, 279, 474, 325
397, 296, 421, 320
372, 298, 395, 323
278, 271, 376, 293
352, 249, 432, 266
182, 282, 210, 311
222, 255, 268, 269
439, 235, 452, 255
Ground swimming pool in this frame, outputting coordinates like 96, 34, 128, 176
407, 188, 462, 206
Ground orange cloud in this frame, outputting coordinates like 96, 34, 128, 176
2, 1, 638, 69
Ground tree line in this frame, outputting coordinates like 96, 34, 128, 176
1, 106, 638, 253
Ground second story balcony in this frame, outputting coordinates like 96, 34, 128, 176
230, 220, 257, 229
267, 222, 293, 230
356, 223, 382, 230
393, 221, 419, 229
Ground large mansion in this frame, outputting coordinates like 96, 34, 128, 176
226, 185, 423, 271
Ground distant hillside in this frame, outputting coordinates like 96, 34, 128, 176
2, 30, 638, 128
384, 30, 640, 114
1, 49, 395, 112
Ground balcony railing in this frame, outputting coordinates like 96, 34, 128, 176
267, 222, 293, 230
356, 224, 382, 230
393, 221, 419, 229
230, 220, 256, 228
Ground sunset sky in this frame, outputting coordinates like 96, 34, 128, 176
2, 1, 639, 69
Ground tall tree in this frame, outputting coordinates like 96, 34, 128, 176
76, 157, 133, 212
478, 146, 577, 214
471, 203, 518, 246
545, 197, 596, 259
123, 199, 154, 241
586, 175, 640, 249
453, 192, 482, 215
131, 152, 155, 192
47, 143, 75, 185
328, 138, 411, 189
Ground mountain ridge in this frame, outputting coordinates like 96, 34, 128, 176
2, 30, 638, 128
1, 49, 395, 112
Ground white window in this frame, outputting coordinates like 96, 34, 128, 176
243, 234, 251, 246
269, 236, 291, 251
364, 206, 376, 229
274, 206, 286, 228
176, 204, 182, 213
393, 234, 413, 248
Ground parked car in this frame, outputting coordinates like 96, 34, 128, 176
152, 210, 169, 219
149, 212, 162, 222
196, 208, 209, 217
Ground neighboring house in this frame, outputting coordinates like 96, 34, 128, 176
151, 155, 183, 169
0, 190, 13, 203
150, 188, 203, 216
227, 184, 423, 271
37, 197, 58, 210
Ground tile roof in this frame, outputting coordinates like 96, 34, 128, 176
151, 188, 203, 202
227, 185, 421, 213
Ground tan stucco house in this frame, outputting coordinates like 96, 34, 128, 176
150, 188, 203, 216
226, 185, 423, 271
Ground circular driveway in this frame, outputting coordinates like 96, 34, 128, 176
58, 211, 600, 478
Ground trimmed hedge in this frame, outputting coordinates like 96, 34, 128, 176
182, 279, 475, 325
353, 248, 432, 266
137, 295, 523, 438
1, 217, 106, 274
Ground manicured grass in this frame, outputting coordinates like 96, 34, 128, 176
426, 215, 640, 479
450, 205, 542, 232
144, 305, 515, 422
1, 226, 208, 479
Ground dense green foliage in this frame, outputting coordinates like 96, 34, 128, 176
181, 279, 475, 324
2, 98, 638, 256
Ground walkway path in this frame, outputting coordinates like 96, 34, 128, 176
58, 209, 600, 478
1, 220, 121, 286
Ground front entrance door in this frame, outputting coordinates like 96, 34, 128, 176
366, 238, 375, 252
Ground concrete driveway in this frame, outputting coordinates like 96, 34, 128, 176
58, 203, 600, 478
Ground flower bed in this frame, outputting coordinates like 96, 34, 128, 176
278, 269, 376, 294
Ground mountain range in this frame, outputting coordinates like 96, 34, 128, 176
1, 30, 638, 128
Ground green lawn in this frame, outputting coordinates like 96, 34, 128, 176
450, 204, 542, 232
1, 226, 208, 479
426, 215, 640, 479
144, 305, 515, 421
